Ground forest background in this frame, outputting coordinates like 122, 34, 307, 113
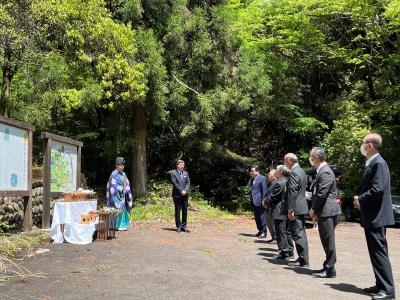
1, 0, 399, 210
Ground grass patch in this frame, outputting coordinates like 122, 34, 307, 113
215, 223, 227, 229
0, 230, 50, 258
238, 237, 247, 242
131, 203, 175, 222
130, 182, 236, 222
98, 263, 112, 272
201, 248, 214, 254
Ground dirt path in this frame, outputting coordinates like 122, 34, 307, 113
1, 217, 399, 300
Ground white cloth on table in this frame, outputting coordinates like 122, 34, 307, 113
50, 200, 97, 245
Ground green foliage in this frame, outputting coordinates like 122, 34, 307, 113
0, 230, 49, 258
130, 182, 235, 221
321, 100, 371, 194
0, 221, 19, 234
135, 29, 169, 124
2, 0, 400, 208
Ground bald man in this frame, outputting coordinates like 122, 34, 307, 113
354, 133, 395, 300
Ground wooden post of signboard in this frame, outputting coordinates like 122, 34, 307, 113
42, 137, 52, 229
77, 145, 82, 191
0, 116, 35, 232
41, 132, 83, 229
22, 130, 34, 230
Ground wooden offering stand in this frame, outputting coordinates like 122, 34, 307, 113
96, 211, 116, 241
63, 192, 87, 202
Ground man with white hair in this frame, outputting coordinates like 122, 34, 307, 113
353, 133, 395, 300
283, 153, 309, 267
265, 165, 294, 260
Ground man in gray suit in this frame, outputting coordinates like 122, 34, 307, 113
283, 153, 309, 267
353, 133, 395, 300
308, 147, 341, 278
171, 160, 191, 233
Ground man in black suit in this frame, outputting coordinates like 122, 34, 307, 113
308, 147, 341, 278
265, 169, 276, 243
171, 160, 191, 233
250, 165, 268, 238
353, 133, 395, 300
264, 165, 294, 260
283, 153, 309, 267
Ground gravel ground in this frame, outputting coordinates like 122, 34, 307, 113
1, 217, 399, 300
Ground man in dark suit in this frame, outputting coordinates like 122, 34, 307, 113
171, 159, 191, 233
250, 165, 268, 238
353, 133, 395, 300
265, 169, 277, 243
308, 147, 341, 278
283, 153, 309, 267
264, 165, 294, 260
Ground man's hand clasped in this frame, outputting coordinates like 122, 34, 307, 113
353, 195, 361, 210
309, 209, 317, 221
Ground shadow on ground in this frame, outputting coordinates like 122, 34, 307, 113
254, 239, 276, 244
283, 266, 313, 275
325, 283, 366, 296
162, 227, 177, 232
263, 258, 289, 265
238, 233, 256, 237
257, 252, 276, 258
257, 247, 277, 252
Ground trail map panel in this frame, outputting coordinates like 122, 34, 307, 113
0, 123, 29, 191
50, 141, 77, 193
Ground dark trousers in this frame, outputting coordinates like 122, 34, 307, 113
253, 204, 267, 232
266, 209, 275, 239
364, 227, 395, 295
173, 196, 188, 228
288, 215, 309, 264
317, 215, 339, 270
275, 219, 293, 254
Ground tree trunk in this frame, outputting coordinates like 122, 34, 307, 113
1, 46, 13, 117
131, 102, 147, 197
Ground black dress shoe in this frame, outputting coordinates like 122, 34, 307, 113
288, 259, 309, 267
312, 269, 336, 278
273, 253, 288, 260
181, 227, 190, 233
176, 227, 181, 233
371, 291, 395, 299
255, 231, 263, 237
364, 286, 380, 294
258, 232, 266, 238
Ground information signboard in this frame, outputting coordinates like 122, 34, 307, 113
50, 141, 78, 193
0, 123, 29, 191
41, 132, 82, 228
0, 116, 35, 231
